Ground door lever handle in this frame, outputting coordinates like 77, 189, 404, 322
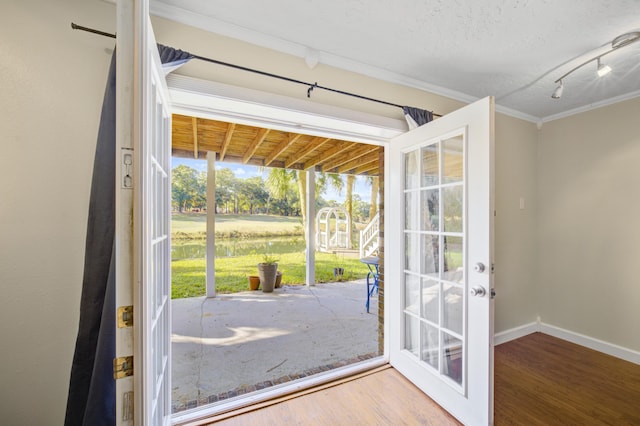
470, 286, 486, 297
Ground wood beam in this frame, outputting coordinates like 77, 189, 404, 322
219, 122, 235, 162
265, 133, 302, 166
321, 145, 378, 172
192, 116, 199, 159
353, 159, 379, 175
303, 141, 352, 170
242, 128, 270, 164
285, 137, 331, 168
337, 151, 379, 174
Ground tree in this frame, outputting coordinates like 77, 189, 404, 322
238, 176, 269, 214
172, 165, 199, 212
265, 168, 299, 217
344, 174, 355, 231
368, 176, 379, 220
215, 168, 238, 213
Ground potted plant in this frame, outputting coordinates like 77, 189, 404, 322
258, 254, 278, 293
333, 253, 345, 281
248, 275, 260, 291
275, 271, 283, 288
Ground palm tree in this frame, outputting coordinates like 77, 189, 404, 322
345, 174, 355, 240
368, 176, 379, 220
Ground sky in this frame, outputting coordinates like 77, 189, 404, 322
171, 157, 372, 203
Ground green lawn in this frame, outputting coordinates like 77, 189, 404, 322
172, 252, 370, 298
172, 212, 304, 239
171, 212, 374, 298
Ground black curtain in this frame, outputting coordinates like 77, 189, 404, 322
402, 106, 434, 128
65, 44, 192, 426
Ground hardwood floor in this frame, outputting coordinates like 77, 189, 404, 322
190, 333, 640, 425
495, 332, 640, 425
201, 366, 460, 425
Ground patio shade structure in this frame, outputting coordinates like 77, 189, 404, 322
171, 114, 381, 176
171, 114, 383, 297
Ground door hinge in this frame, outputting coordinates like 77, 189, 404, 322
113, 356, 133, 379
117, 305, 133, 328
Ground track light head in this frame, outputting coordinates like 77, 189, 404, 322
597, 58, 612, 77
551, 80, 564, 99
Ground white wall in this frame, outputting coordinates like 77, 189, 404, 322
0, 0, 115, 424
0, 2, 549, 424
537, 97, 640, 352
494, 115, 539, 332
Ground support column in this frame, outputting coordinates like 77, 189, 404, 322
206, 152, 216, 297
305, 169, 316, 286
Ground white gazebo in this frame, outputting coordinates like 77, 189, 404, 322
315, 206, 352, 252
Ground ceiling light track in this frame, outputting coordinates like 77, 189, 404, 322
71, 22, 442, 117
551, 31, 640, 99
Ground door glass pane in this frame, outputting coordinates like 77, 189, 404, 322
405, 273, 420, 315
443, 135, 463, 184
405, 150, 420, 189
405, 233, 420, 272
422, 278, 439, 324
443, 236, 463, 283
405, 314, 420, 357
422, 189, 439, 232
422, 143, 439, 186
421, 322, 439, 369
405, 191, 419, 231
422, 235, 439, 277
443, 284, 463, 335
443, 185, 463, 233
443, 332, 463, 385
402, 132, 467, 393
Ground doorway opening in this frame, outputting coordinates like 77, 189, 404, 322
168, 115, 385, 414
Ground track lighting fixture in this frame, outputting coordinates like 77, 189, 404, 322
596, 58, 612, 77
551, 31, 640, 99
551, 80, 564, 99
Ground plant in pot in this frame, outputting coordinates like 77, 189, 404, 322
257, 254, 279, 293
333, 253, 346, 281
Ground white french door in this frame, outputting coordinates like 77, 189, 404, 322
387, 97, 495, 425
116, 1, 172, 423
136, 22, 173, 426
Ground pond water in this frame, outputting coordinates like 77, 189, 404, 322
171, 236, 306, 260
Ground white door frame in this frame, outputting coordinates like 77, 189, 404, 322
167, 75, 404, 424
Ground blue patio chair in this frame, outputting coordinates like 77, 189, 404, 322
360, 256, 379, 313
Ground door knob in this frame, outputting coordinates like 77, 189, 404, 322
474, 262, 485, 273
470, 286, 486, 297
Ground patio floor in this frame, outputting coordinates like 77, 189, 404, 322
171, 279, 380, 412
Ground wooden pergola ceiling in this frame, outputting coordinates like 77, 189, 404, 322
171, 114, 381, 176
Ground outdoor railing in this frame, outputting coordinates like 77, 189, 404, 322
359, 212, 380, 258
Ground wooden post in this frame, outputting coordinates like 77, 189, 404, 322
306, 169, 316, 286
206, 152, 216, 297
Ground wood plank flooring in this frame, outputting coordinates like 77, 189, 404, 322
495, 332, 640, 425
207, 366, 460, 425
193, 332, 640, 425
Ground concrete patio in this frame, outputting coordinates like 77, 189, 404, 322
171, 279, 380, 412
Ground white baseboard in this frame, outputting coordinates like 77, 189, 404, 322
493, 321, 640, 365
493, 322, 538, 345
539, 323, 640, 365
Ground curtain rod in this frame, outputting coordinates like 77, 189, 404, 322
72, 22, 441, 117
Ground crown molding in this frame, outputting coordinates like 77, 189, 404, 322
542, 89, 640, 123
150, 2, 542, 123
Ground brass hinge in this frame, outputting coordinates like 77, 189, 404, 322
117, 305, 133, 328
113, 356, 133, 379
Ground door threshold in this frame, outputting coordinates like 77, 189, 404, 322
174, 358, 389, 426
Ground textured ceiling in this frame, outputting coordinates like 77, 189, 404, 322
152, 0, 640, 121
